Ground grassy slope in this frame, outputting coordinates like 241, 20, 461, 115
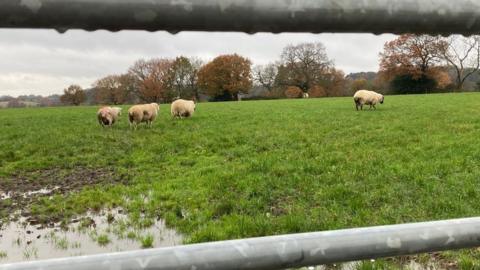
2, 93, 480, 250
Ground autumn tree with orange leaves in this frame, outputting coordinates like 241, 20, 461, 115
128, 58, 174, 103
322, 68, 347, 97
379, 34, 448, 93
284, 86, 303, 98
307, 85, 326, 98
197, 54, 252, 101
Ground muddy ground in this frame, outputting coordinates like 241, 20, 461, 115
0, 167, 186, 263
0, 167, 131, 227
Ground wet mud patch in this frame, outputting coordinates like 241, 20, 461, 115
0, 167, 131, 225
0, 208, 182, 263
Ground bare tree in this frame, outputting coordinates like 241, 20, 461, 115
189, 57, 203, 100
94, 74, 135, 105
441, 35, 480, 91
60, 85, 85, 106
253, 63, 278, 92
279, 42, 333, 93
168, 56, 203, 100
94, 75, 121, 105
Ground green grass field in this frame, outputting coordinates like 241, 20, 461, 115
2, 93, 480, 267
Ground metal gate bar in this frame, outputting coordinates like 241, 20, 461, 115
2, 217, 480, 270
1, 0, 480, 34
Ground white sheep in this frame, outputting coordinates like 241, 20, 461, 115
128, 103, 160, 129
97, 106, 122, 127
302, 92, 309, 98
171, 99, 196, 118
353, 90, 384, 111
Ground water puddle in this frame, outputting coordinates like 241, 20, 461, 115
294, 258, 446, 270
300, 262, 360, 270
0, 208, 182, 264
0, 187, 60, 201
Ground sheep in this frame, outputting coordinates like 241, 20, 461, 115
302, 92, 309, 98
97, 106, 122, 127
128, 103, 160, 129
171, 99, 196, 118
353, 90, 384, 111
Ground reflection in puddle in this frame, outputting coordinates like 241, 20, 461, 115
0, 208, 182, 263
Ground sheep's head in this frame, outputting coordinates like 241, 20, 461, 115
380, 95, 384, 104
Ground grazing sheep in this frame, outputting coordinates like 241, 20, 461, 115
171, 99, 196, 118
128, 103, 160, 129
353, 90, 384, 111
97, 106, 122, 127
302, 92, 309, 98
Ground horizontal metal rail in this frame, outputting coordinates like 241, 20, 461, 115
2, 217, 480, 270
1, 0, 480, 34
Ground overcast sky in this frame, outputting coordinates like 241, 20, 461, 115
0, 29, 396, 97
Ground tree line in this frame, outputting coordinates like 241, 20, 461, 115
353, 34, 480, 95
4, 35, 480, 108
60, 42, 349, 105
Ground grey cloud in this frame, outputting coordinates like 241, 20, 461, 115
0, 29, 396, 96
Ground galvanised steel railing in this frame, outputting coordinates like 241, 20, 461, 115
2, 218, 480, 270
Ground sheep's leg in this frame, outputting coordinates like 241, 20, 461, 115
373, 104, 376, 110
